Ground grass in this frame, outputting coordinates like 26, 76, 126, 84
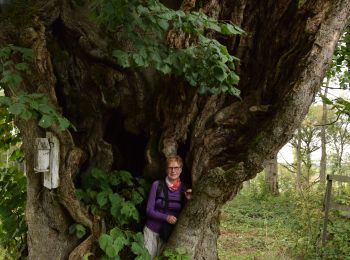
218, 191, 296, 260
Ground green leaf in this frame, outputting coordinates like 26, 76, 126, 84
37, 103, 53, 114
132, 53, 145, 67
69, 224, 86, 239
109, 193, 124, 218
213, 66, 226, 82
227, 72, 240, 85
0, 73, 22, 89
131, 233, 150, 259
97, 191, 110, 207
20, 109, 33, 120
38, 114, 55, 128
121, 202, 139, 222
99, 234, 113, 252
91, 168, 108, 181
0, 96, 11, 106
112, 50, 130, 68
159, 64, 172, 74
111, 230, 128, 254
14, 63, 29, 72
320, 95, 333, 105
105, 245, 118, 258
220, 23, 243, 35
57, 116, 71, 131
207, 22, 221, 32
131, 191, 144, 205
157, 18, 169, 30
118, 170, 134, 186
8, 103, 25, 115
0, 46, 12, 59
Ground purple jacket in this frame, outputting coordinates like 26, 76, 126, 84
145, 180, 184, 233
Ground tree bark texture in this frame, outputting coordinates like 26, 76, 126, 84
1, 0, 350, 259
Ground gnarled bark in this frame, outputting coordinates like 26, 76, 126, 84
1, 0, 350, 259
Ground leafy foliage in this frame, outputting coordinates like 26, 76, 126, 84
220, 171, 350, 259
162, 248, 191, 260
92, 0, 243, 96
328, 29, 350, 89
0, 162, 26, 258
0, 45, 73, 131
76, 168, 150, 259
69, 223, 87, 239
0, 95, 26, 258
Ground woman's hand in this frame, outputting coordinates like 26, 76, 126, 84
185, 189, 192, 200
166, 215, 177, 224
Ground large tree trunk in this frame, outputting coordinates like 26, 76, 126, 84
1, 0, 350, 259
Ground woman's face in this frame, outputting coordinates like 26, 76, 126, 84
166, 160, 182, 181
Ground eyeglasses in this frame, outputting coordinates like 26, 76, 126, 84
167, 167, 181, 171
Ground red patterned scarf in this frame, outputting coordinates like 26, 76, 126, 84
165, 177, 181, 192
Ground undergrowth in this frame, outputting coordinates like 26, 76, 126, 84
219, 173, 350, 260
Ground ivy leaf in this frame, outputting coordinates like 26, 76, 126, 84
38, 114, 54, 128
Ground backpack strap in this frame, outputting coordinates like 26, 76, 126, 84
156, 180, 169, 212
156, 179, 188, 210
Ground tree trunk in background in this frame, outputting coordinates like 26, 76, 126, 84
264, 154, 279, 195
319, 80, 329, 185
1, 0, 349, 259
296, 127, 302, 189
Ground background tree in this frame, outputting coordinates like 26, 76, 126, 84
290, 105, 323, 185
327, 112, 350, 176
319, 80, 329, 185
263, 153, 279, 196
0, 0, 349, 259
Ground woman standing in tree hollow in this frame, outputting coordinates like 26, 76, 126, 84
143, 155, 192, 259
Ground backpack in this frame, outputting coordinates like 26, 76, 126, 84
156, 180, 188, 242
